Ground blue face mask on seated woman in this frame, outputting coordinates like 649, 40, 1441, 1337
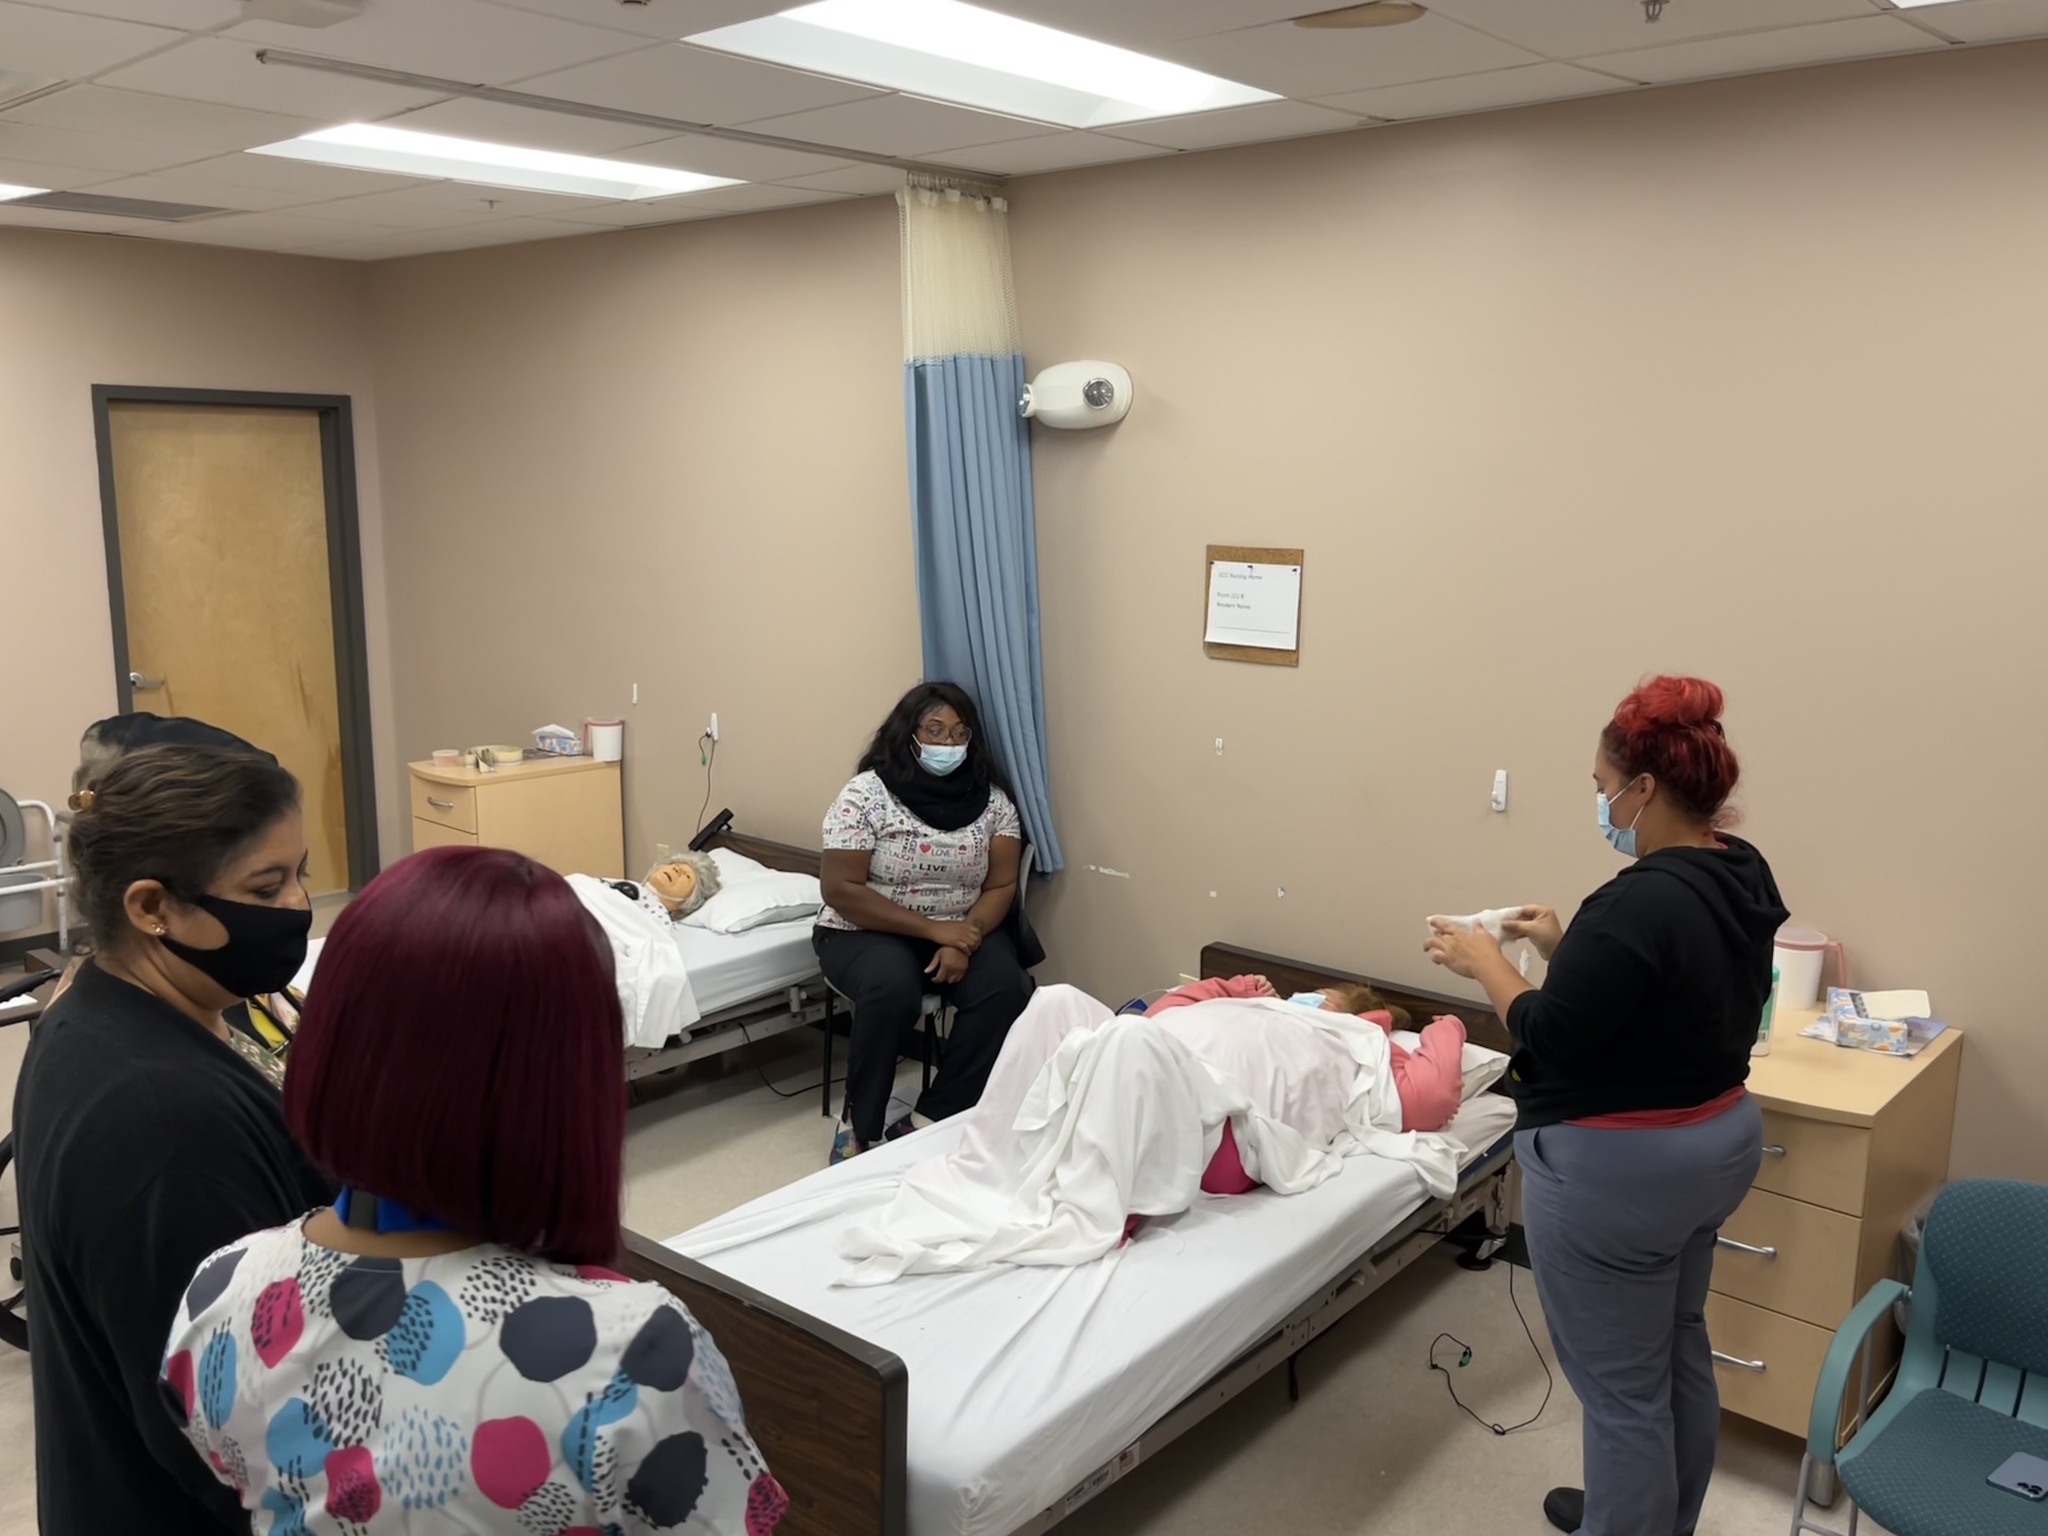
918, 742, 968, 776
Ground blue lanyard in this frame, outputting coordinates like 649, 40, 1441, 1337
334, 1186, 450, 1235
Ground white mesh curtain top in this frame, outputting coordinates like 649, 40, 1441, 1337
898, 182, 1061, 872
899, 184, 1021, 361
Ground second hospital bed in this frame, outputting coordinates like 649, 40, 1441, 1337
623, 946, 1523, 1536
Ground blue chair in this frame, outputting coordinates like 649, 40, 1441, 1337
1792, 1178, 2048, 1536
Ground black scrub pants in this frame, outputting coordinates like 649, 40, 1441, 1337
813, 925, 1030, 1145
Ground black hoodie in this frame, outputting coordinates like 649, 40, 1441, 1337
1504, 835, 1790, 1129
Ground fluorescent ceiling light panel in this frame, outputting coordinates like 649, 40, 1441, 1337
1885, 1, 1968, 6
247, 125, 742, 200
0, 183, 52, 202
688, 0, 1279, 128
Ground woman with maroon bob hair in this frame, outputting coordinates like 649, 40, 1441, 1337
1425, 677, 1787, 1536
161, 847, 786, 1535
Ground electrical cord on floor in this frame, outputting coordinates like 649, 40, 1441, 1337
1428, 1258, 1554, 1436
694, 732, 718, 835
734, 1015, 844, 1102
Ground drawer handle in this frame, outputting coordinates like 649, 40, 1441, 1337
1761, 1144, 1787, 1157
1716, 1237, 1779, 1259
427, 797, 455, 811
1712, 1350, 1767, 1372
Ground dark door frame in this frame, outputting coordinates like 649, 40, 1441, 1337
90, 384, 381, 890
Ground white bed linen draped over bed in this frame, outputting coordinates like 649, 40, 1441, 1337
838, 985, 1461, 1284
567, 873, 701, 1048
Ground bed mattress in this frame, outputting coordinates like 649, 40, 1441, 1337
672, 918, 820, 1017
668, 1090, 1520, 1536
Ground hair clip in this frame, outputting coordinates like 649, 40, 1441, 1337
67, 788, 97, 812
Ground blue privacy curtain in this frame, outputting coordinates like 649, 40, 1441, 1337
899, 182, 1062, 871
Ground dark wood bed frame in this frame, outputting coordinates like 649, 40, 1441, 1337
621, 934, 1514, 1536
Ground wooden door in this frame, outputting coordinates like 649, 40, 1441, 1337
105, 402, 352, 894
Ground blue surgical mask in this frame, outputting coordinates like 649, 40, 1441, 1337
1287, 991, 1327, 1009
918, 742, 967, 776
1596, 780, 1645, 858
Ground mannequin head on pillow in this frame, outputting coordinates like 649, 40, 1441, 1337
1304, 982, 1413, 1032
645, 850, 721, 920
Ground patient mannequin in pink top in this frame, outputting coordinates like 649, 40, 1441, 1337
1146, 975, 1468, 1195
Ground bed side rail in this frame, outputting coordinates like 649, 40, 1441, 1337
1198, 941, 1512, 1055
621, 1231, 907, 1536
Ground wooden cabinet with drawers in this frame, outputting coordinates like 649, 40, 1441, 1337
407, 757, 623, 879
1708, 1018, 1963, 1438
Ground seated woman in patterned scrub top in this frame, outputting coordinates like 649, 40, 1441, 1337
816, 681, 1033, 1164
162, 847, 786, 1536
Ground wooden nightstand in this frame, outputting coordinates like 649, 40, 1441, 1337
407, 757, 623, 878
1707, 1015, 1962, 1464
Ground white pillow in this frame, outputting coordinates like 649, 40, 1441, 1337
1392, 1030, 1512, 1102
705, 847, 772, 883
682, 870, 824, 934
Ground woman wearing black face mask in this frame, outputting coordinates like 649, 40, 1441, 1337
13, 744, 332, 1536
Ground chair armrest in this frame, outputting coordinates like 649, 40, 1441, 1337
1807, 1278, 1909, 1464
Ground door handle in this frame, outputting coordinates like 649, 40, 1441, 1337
427, 797, 455, 811
1712, 1350, 1767, 1372
1716, 1236, 1779, 1259
129, 670, 165, 691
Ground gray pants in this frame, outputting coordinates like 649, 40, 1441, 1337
1516, 1096, 1763, 1536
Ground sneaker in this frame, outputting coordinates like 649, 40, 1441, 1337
1542, 1487, 1584, 1534
828, 1120, 868, 1166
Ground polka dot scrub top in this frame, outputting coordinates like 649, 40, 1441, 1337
161, 1218, 787, 1535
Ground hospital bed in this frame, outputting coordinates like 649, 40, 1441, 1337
619, 830, 834, 1083
621, 944, 1523, 1536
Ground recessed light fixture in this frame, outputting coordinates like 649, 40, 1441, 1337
688, 0, 1280, 128
1293, 2, 1428, 28
246, 125, 743, 200
0, 183, 51, 202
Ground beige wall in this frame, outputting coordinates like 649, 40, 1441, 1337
1010, 42, 2048, 1182
364, 196, 919, 866
0, 228, 401, 935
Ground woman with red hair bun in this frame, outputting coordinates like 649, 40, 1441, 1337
1425, 676, 1787, 1536
160, 847, 785, 1535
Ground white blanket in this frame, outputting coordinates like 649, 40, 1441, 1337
839, 985, 1460, 1284
566, 874, 701, 1048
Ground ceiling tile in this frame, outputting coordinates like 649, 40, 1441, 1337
1102, 98, 1366, 151
140, 210, 389, 251
280, 191, 497, 230
337, 214, 599, 252
226, 0, 645, 87
511, 42, 882, 126
0, 117, 209, 172
375, 97, 677, 153
14, 0, 242, 28
479, 0, 788, 42
776, 161, 906, 195
1158, 12, 1545, 99
1426, 0, 1882, 59
1895, 0, 2048, 44
1, 85, 316, 154
1318, 61, 1635, 119
99, 38, 446, 117
76, 169, 342, 211
0, 3, 184, 77
544, 193, 740, 227
178, 149, 432, 198
622, 132, 848, 181
682, 180, 848, 210
0, 152, 115, 188
984, 0, 1359, 50
946, 132, 1174, 175
319, 177, 616, 219
1588, 14, 1941, 84
739, 95, 1060, 159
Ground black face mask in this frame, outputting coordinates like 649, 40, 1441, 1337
159, 890, 313, 999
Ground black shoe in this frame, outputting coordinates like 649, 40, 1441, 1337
882, 1114, 920, 1142
1542, 1487, 1584, 1534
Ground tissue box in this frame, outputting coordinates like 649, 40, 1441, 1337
532, 724, 584, 757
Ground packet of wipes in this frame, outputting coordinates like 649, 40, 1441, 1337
1803, 987, 1946, 1056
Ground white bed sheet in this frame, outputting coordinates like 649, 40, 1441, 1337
670, 918, 819, 1018
669, 1090, 1520, 1536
